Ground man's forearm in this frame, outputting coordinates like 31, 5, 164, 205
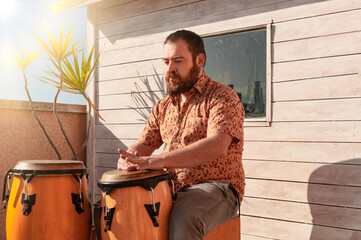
159, 132, 232, 168
121, 132, 232, 170
127, 141, 156, 156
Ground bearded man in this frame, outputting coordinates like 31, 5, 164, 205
117, 29, 245, 240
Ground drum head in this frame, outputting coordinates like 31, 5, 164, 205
99, 169, 167, 183
13, 160, 86, 170
97, 169, 169, 193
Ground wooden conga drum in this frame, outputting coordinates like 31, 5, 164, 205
97, 169, 173, 240
3, 160, 91, 240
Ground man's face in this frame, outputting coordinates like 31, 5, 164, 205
163, 39, 200, 95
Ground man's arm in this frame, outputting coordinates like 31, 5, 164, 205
126, 141, 157, 157
118, 132, 232, 170
117, 141, 157, 170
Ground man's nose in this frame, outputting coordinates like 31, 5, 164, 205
166, 61, 176, 74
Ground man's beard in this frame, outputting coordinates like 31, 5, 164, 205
165, 62, 200, 96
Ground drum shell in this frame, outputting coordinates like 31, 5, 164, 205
100, 175, 172, 240
6, 173, 91, 240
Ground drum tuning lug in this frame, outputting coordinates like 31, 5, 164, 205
71, 176, 85, 214
144, 202, 160, 227
2, 169, 13, 209
21, 178, 36, 216
144, 187, 160, 227
3, 197, 9, 209
71, 193, 84, 214
21, 193, 36, 216
103, 207, 115, 232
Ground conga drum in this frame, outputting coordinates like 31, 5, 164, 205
2, 160, 91, 240
97, 169, 173, 240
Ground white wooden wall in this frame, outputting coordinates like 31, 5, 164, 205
88, 0, 361, 238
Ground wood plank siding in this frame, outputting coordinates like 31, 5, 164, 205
88, 0, 361, 238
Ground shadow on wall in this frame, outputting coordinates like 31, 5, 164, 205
129, 68, 166, 123
97, 0, 330, 43
308, 159, 361, 239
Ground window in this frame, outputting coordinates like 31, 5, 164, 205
203, 25, 271, 126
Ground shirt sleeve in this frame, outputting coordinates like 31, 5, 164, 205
207, 86, 245, 143
137, 102, 164, 149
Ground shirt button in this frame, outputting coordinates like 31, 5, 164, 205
173, 139, 177, 143
178, 119, 182, 123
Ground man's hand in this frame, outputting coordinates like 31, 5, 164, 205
118, 149, 164, 170
117, 149, 139, 171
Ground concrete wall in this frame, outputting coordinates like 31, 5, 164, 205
0, 99, 87, 240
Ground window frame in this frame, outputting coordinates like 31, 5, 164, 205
201, 22, 272, 127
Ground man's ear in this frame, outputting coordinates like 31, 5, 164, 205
196, 53, 206, 68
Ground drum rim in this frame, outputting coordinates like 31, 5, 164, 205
98, 169, 168, 182
13, 160, 86, 171
97, 173, 169, 193
9, 168, 88, 176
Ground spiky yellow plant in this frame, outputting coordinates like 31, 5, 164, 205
37, 26, 85, 158
11, 48, 41, 71
9, 48, 61, 159
36, 26, 83, 63
40, 46, 102, 120
39, 45, 102, 159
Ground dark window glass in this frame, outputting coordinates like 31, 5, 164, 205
204, 29, 267, 119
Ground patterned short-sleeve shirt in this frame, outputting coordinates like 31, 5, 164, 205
138, 72, 245, 198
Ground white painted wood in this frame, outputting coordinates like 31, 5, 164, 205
273, 8, 361, 42
97, 109, 151, 124
97, 0, 361, 40
99, 122, 361, 144
273, 74, 361, 101
95, 153, 118, 167
97, 45, 361, 85
273, 54, 361, 82
241, 216, 360, 240
95, 0, 134, 11
273, 31, 361, 63
99, 121, 361, 145
96, 138, 137, 153
96, 124, 144, 139
99, 32, 166, 53
97, 91, 163, 110
97, 0, 203, 39
272, 99, 361, 122
86, 4, 97, 205
96, 0, 282, 39
243, 160, 361, 186
99, 42, 163, 67
98, 59, 163, 81
96, 75, 164, 96
95, 0, 361, 53
241, 197, 361, 230
243, 141, 361, 163
245, 179, 361, 208
97, 0, 199, 25
244, 121, 361, 142
96, 138, 165, 154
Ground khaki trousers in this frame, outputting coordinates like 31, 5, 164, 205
168, 181, 239, 240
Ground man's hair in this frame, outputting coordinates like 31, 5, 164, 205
164, 30, 206, 64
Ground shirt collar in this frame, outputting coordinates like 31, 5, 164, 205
169, 71, 209, 105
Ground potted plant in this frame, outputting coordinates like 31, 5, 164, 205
9, 26, 102, 159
